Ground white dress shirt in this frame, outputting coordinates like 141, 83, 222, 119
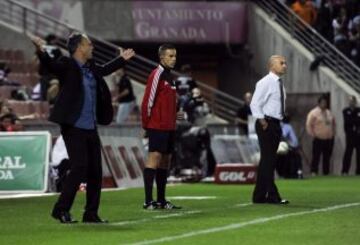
250, 72, 286, 120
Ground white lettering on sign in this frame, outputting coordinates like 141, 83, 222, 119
219, 171, 255, 182
136, 22, 207, 40
0, 156, 26, 180
0, 156, 26, 169
132, 9, 224, 21
0, 170, 14, 180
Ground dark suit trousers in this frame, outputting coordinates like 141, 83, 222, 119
53, 126, 102, 214
342, 134, 360, 174
311, 138, 334, 175
253, 119, 282, 203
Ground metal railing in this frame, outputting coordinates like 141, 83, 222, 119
255, 0, 360, 93
0, 0, 245, 122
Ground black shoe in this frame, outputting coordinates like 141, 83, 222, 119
82, 213, 108, 223
51, 210, 78, 224
143, 201, 158, 210
157, 200, 182, 210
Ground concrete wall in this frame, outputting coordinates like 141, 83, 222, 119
0, 23, 36, 61
248, 4, 359, 175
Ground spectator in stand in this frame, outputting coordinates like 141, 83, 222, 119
0, 62, 20, 86
175, 64, 197, 109
235, 92, 252, 136
330, 0, 347, 13
10, 87, 29, 101
0, 100, 39, 121
315, 0, 334, 41
341, 95, 360, 175
349, 22, 360, 65
332, 7, 350, 49
306, 95, 335, 176
112, 68, 136, 123
0, 103, 23, 131
291, 0, 318, 26
0, 62, 11, 86
0, 114, 17, 131
349, 5, 360, 29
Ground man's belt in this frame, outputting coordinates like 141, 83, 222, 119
264, 115, 281, 123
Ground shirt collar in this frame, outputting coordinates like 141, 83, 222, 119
74, 58, 89, 69
159, 64, 171, 73
269, 71, 281, 82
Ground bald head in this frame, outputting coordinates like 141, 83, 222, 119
268, 55, 287, 76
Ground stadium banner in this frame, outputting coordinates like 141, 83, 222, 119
214, 163, 257, 184
131, 1, 248, 43
0, 131, 51, 193
101, 136, 145, 189
82, 1, 248, 43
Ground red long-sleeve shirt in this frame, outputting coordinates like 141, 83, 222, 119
141, 65, 177, 130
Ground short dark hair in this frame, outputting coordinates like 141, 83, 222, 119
318, 95, 328, 104
158, 44, 176, 58
67, 32, 84, 55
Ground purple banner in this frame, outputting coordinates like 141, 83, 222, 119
131, 1, 248, 44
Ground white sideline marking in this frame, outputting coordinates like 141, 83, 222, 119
127, 202, 360, 245
0, 193, 56, 199
168, 196, 217, 200
154, 211, 202, 219
0, 188, 129, 200
234, 203, 252, 207
110, 211, 201, 226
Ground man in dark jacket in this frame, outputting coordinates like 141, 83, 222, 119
342, 95, 360, 175
32, 33, 135, 223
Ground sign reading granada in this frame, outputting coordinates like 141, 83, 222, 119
0, 132, 50, 193
132, 1, 248, 43
214, 163, 257, 184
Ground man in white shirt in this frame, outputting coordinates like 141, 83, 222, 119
250, 55, 289, 205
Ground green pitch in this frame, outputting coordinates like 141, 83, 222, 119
0, 176, 359, 245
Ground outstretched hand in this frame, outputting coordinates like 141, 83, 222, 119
119, 48, 135, 60
30, 36, 46, 52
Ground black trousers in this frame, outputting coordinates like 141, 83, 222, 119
311, 138, 334, 175
253, 119, 282, 203
342, 134, 360, 174
53, 126, 102, 214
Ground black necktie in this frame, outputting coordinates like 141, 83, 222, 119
279, 78, 285, 118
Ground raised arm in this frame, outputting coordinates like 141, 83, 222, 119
96, 48, 135, 76
31, 36, 67, 75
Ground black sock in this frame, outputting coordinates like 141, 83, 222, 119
156, 168, 168, 203
143, 168, 156, 203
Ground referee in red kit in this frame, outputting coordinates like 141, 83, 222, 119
141, 44, 184, 210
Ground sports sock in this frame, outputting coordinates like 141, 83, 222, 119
143, 168, 156, 203
156, 168, 168, 203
